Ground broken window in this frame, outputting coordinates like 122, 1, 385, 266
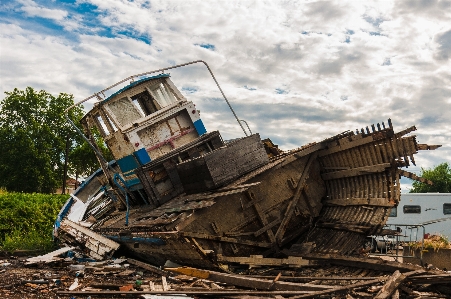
403, 205, 421, 214
95, 115, 108, 137
107, 97, 143, 127
147, 83, 177, 109
444, 203, 451, 215
131, 90, 159, 116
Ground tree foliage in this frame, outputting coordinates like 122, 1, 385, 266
69, 128, 113, 180
410, 162, 451, 193
0, 87, 106, 193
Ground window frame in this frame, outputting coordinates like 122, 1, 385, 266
403, 205, 421, 214
443, 203, 451, 215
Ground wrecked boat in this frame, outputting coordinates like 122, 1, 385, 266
54, 60, 441, 269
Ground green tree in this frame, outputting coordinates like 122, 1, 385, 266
0, 87, 84, 193
410, 162, 451, 193
69, 128, 113, 185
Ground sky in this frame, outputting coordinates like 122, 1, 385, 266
0, 0, 450, 192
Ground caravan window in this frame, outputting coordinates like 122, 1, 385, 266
444, 203, 451, 215
403, 205, 421, 214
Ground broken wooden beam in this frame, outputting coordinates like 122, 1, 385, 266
398, 170, 433, 185
374, 270, 425, 299
126, 258, 169, 277
25, 246, 75, 265
216, 254, 309, 267
299, 254, 422, 273
321, 163, 391, 180
181, 231, 272, 248
374, 270, 404, 299
275, 152, 318, 244
323, 198, 394, 207
57, 290, 316, 296
59, 219, 120, 260
165, 266, 332, 291
287, 277, 385, 299
417, 144, 441, 151
248, 275, 382, 281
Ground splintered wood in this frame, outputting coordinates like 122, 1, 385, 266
54, 258, 451, 298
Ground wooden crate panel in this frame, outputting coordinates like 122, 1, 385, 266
177, 134, 269, 194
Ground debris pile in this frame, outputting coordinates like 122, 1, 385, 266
1, 248, 451, 298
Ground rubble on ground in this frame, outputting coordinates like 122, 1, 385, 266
1, 248, 451, 299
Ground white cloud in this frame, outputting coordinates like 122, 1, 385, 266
18, 0, 68, 21
1, 0, 450, 178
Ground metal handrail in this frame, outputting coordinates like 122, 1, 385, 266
113, 173, 130, 226
240, 119, 252, 135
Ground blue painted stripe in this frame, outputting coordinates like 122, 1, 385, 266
53, 196, 74, 235
105, 235, 166, 245
193, 119, 207, 135
134, 148, 151, 165
117, 154, 139, 173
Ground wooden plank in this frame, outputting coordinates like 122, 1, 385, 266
417, 144, 441, 150
323, 198, 394, 207
25, 246, 75, 265
315, 222, 373, 234
216, 254, 309, 267
254, 217, 282, 237
127, 258, 170, 277
248, 275, 381, 281
299, 254, 422, 273
288, 277, 384, 299
58, 290, 316, 296
374, 270, 404, 299
59, 219, 120, 260
275, 153, 318, 244
321, 163, 390, 180
245, 191, 276, 243
318, 135, 375, 157
181, 232, 272, 248
398, 170, 433, 185
374, 270, 425, 299
165, 267, 331, 291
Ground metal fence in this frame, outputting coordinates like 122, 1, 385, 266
368, 224, 425, 263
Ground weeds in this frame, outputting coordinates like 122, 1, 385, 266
0, 191, 69, 253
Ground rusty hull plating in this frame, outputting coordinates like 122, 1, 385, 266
55, 61, 441, 269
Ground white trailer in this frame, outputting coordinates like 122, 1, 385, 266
387, 193, 451, 238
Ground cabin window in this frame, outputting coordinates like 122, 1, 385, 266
403, 205, 421, 214
148, 83, 177, 109
95, 115, 109, 137
107, 97, 143, 127
388, 207, 397, 217
131, 90, 159, 116
444, 203, 451, 215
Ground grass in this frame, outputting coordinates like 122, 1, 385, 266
0, 190, 69, 254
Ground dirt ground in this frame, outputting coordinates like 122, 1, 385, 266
1, 256, 176, 299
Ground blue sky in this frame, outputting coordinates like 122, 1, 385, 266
1, 0, 450, 191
